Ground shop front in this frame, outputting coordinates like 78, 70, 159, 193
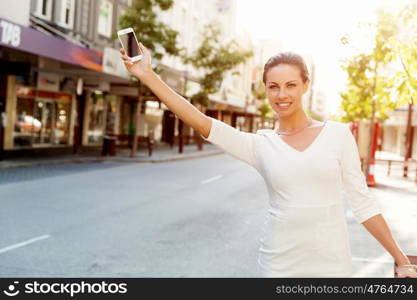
0, 17, 130, 158
13, 86, 72, 148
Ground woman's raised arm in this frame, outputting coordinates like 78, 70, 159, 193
120, 43, 211, 138
120, 43, 262, 170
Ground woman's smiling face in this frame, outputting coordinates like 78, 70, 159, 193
265, 64, 310, 117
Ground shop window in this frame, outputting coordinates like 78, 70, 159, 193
145, 100, 163, 140
54, 100, 70, 144
105, 95, 119, 135
14, 97, 36, 147
32, 100, 53, 144
13, 88, 71, 148
87, 92, 106, 144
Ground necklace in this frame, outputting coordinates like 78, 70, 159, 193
276, 118, 313, 136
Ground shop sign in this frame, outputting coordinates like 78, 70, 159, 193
0, 19, 21, 47
0, 17, 103, 72
37, 72, 60, 92
16, 86, 71, 101
103, 47, 129, 79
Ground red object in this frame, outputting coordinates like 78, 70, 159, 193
367, 157, 377, 187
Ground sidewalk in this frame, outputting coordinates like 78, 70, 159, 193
375, 150, 404, 161
0, 143, 223, 170
351, 158, 417, 277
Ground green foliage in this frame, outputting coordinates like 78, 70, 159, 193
339, 8, 403, 122
249, 66, 272, 118
257, 100, 273, 118
117, 0, 181, 67
392, 3, 417, 104
182, 23, 253, 106
252, 73, 266, 101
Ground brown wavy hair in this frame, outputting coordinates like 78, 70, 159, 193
262, 52, 310, 84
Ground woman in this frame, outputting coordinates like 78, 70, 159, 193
120, 44, 417, 278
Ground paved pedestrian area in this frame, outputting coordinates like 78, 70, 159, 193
350, 160, 417, 277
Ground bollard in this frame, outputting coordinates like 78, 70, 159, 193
387, 160, 391, 176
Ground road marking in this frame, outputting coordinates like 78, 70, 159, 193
0, 235, 50, 254
201, 174, 223, 185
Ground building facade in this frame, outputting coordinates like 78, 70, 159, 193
0, 0, 138, 159
155, 0, 259, 144
380, 105, 417, 158
0, 0, 259, 160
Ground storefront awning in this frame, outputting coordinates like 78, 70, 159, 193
0, 17, 103, 72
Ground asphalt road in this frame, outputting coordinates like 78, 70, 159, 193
0, 156, 269, 277
0, 155, 416, 277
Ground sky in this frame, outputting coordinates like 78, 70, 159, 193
235, 0, 415, 116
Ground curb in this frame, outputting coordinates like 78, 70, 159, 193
0, 157, 106, 171
0, 150, 224, 170
104, 150, 224, 163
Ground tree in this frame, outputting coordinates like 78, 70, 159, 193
251, 68, 266, 101
339, 53, 398, 122
391, 3, 417, 175
392, 3, 417, 101
258, 100, 273, 119
340, 8, 399, 177
340, 9, 400, 122
118, 0, 181, 63
182, 23, 253, 106
250, 67, 273, 118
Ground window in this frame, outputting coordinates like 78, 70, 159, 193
87, 92, 107, 144
98, 0, 114, 38
14, 97, 36, 147
65, 8, 69, 24
13, 91, 71, 148
42, 0, 47, 15
34, 0, 53, 21
56, 0, 75, 29
105, 95, 119, 135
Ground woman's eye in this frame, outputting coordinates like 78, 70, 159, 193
288, 84, 295, 88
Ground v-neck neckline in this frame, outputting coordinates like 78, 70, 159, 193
273, 120, 329, 154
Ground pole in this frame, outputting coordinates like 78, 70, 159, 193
403, 100, 413, 177
364, 58, 379, 180
178, 70, 188, 154
130, 82, 142, 158
398, 48, 415, 178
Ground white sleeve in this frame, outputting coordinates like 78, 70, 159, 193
340, 124, 382, 224
201, 117, 260, 169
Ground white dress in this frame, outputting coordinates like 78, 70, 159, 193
201, 117, 382, 277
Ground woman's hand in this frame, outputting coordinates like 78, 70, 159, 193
119, 42, 153, 81
395, 263, 417, 278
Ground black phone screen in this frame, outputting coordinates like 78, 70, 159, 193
120, 31, 140, 57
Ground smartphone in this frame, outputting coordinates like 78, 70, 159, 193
117, 27, 143, 62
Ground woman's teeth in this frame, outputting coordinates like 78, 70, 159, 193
276, 102, 292, 109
